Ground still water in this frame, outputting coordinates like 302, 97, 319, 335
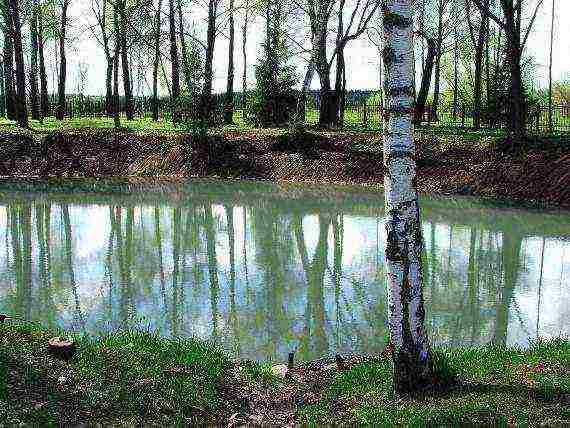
0, 179, 569, 361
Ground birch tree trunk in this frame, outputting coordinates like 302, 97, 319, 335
382, 0, 434, 396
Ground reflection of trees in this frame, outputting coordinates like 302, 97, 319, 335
171, 207, 182, 335
62, 204, 85, 331
3, 192, 568, 360
536, 238, 545, 337
154, 207, 167, 320
251, 207, 294, 360
203, 205, 220, 342
224, 205, 240, 355
293, 213, 330, 358
36, 203, 56, 327
493, 231, 523, 345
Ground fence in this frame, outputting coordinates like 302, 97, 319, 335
19, 94, 570, 134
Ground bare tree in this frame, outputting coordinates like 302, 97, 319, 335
472, 0, 545, 145
302, 0, 381, 127
30, 0, 41, 120
2, 0, 16, 120
224, 0, 235, 124
91, 0, 115, 117
547, 0, 554, 132
466, 0, 491, 129
178, 0, 192, 94
152, 0, 164, 121
8, 0, 28, 127
56, 0, 70, 120
113, 0, 121, 128
37, 0, 49, 118
119, 0, 134, 120
169, 0, 181, 124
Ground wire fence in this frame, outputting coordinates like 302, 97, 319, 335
12, 94, 570, 134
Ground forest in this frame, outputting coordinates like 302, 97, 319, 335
0, 0, 568, 134
0, 0, 570, 426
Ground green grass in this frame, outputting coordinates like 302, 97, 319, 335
299, 337, 570, 426
0, 320, 240, 425
0, 114, 254, 136
1, 320, 569, 425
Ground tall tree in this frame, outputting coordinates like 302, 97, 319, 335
547, 0, 555, 132
431, 0, 452, 119
224, 0, 235, 124
91, 0, 114, 117
8, 0, 28, 127
29, 0, 40, 120
414, 31, 436, 124
472, 0, 544, 146
152, 0, 163, 121
169, 0, 181, 124
119, 0, 134, 120
178, 0, 192, 94
304, 0, 380, 127
112, 0, 120, 128
2, 0, 16, 120
199, 0, 218, 121
37, 0, 48, 117
382, 0, 434, 395
241, 0, 252, 109
56, 0, 70, 120
467, 0, 490, 129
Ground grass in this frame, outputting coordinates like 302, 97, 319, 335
1, 319, 569, 426
299, 337, 570, 426
0, 114, 253, 136
0, 320, 241, 425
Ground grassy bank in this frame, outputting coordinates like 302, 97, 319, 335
1, 118, 570, 209
1, 320, 569, 426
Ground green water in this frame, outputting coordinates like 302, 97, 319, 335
0, 179, 569, 361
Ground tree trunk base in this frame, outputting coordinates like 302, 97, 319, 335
392, 349, 459, 398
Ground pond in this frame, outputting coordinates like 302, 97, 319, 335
0, 179, 569, 361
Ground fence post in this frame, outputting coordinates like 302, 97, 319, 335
363, 100, 368, 128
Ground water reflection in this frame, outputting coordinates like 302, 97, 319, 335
1, 184, 569, 361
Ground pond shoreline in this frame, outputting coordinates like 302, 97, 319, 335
1, 321, 569, 425
1, 127, 569, 210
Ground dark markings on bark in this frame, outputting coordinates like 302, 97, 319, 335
385, 150, 416, 164
385, 106, 414, 116
382, 9, 413, 30
384, 84, 415, 97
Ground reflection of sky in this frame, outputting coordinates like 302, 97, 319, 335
1, 196, 570, 361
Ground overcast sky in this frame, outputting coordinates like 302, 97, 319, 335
53, 0, 568, 96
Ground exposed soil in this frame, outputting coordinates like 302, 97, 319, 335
1, 128, 569, 209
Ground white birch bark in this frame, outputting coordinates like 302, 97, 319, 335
382, 0, 431, 379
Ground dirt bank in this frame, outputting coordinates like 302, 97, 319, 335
1, 128, 569, 209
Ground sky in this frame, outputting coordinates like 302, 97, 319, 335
50, 0, 569, 96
